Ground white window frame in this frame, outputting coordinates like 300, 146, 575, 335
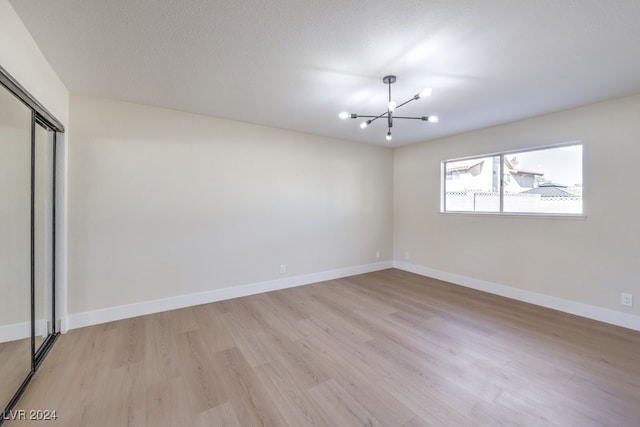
441, 142, 584, 217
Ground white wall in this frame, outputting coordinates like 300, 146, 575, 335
67, 95, 393, 315
0, 0, 69, 125
394, 94, 640, 324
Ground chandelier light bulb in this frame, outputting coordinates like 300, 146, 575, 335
418, 87, 432, 98
338, 112, 350, 120
428, 115, 439, 123
386, 131, 392, 141
360, 121, 368, 129
388, 101, 397, 112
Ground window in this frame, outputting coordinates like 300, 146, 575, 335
442, 143, 583, 215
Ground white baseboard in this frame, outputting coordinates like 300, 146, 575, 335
35, 319, 49, 338
394, 261, 640, 332
0, 321, 30, 344
0, 319, 52, 343
65, 261, 393, 331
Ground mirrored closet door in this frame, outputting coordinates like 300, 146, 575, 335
0, 66, 63, 423
0, 77, 33, 414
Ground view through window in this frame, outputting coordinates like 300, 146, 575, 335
443, 144, 583, 215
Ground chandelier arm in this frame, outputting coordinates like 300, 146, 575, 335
393, 116, 427, 120
363, 110, 390, 125
394, 97, 418, 111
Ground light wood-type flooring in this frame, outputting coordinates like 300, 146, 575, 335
7, 269, 640, 426
0, 338, 31, 409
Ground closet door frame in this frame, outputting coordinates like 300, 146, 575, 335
32, 116, 58, 368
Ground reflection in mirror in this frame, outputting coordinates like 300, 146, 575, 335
34, 123, 54, 353
0, 86, 33, 409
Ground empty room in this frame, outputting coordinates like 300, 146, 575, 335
2, 0, 640, 426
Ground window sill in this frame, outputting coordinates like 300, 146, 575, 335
440, 211, 587, 220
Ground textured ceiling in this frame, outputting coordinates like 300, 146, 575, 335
9, 0, 640, 146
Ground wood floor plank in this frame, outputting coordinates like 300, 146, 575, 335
0, 339, 31, 407
254, 361, 331, 426
177, 330, 229, 412
190, 304, 236, 353
291, 331, 417, 425
7, 269, 640, 426
219, 311, 281, 368
212, 347, 289, 426
192, 401, 242, 427
307, 379, 382, 427
243, 294, 306, 341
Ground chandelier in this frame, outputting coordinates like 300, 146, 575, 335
339, 75, 438, 141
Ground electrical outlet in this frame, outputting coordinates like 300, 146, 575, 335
279, 264, 286, 274
621, 293, 633, 307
